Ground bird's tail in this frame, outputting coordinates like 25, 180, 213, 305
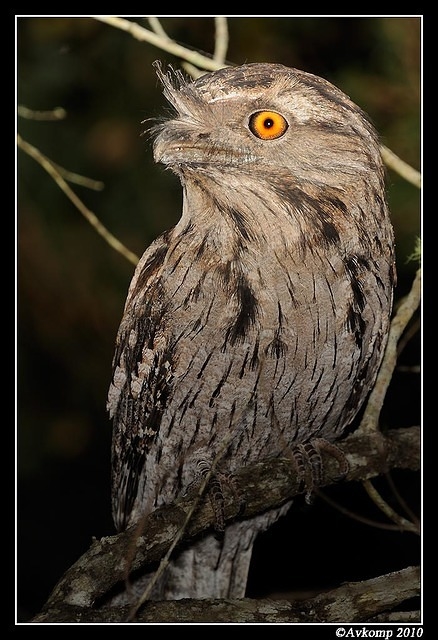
154, 505, 292, 599
108, 505, 292, 605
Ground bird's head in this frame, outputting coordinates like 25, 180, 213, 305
148, 62, 389, 253
151, 61, 383, 191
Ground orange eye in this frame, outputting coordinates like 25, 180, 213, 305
249, 110, 288, 140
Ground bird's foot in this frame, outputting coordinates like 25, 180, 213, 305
207, 469, 247, 536
291, 438, 349, 504
185, 460, 245, 536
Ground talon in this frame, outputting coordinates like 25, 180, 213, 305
292, 442, 322, 500
208, 474, 226, 535
290, 445, 307, 494
302, 441, 324, 487
291, 438, 349, 500
209, 471, 247, 535
186, 460, 245, 535
312, 438, 349, 480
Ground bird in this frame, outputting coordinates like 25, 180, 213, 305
107, 61, 396, 601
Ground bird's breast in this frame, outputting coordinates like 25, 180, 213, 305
150, 243, 373, 494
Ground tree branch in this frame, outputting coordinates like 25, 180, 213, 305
33, 565, 420, 623
359, 268, 421, 434
94, 16, 226, 72
32, 425, 419, 622
17, 134, 139, 266
381, 145, 421, 189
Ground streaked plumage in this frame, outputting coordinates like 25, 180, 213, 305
107, 62, 396, 599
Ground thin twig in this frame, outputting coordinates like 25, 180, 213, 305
17, 134, 139, 266
18, 104, 103, 190
381, 145, 421, 189
94, 16, 227, 72
315, 487, 416, 532
17, 105, 67, 121
48, 162, 105, 191
146, 16, 206, 79
213, 17, 229, 64
384, 472, 421, 529
147, 16, 170, 41
397, 315, 421, 357
362, 479, 419, 534
359, 268, 421, 433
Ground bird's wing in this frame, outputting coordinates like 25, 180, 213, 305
108, 231, 174, 530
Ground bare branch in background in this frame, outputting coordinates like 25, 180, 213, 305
94, 16, 227, 72
213, 16, 229, 64
17, 105, 67, 121
381, 144, 421, 189
17, 134, 139, 266
359, 268, 421, 434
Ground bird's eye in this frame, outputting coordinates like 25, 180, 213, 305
249, 111, 288, 140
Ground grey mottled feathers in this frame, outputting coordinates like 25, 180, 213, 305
107, 62, 395, 599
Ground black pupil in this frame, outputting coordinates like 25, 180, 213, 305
264, 118, 274, 129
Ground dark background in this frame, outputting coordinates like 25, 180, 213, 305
17, 16, 421, 622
